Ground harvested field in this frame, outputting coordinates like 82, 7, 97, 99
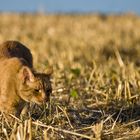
0, 13, 140, 139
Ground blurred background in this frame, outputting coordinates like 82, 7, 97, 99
0, 0, 139, 14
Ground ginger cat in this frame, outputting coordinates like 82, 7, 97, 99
0, 41, 52, 117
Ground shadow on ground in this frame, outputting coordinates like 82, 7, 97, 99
67, 103, 140, 127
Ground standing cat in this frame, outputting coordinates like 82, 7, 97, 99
0, 41, 52, 117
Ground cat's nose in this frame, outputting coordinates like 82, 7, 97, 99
43, 95, 49, 102
44, 96, 49, 102
42, 92, 49, 102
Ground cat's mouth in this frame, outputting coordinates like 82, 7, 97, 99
32, 98, 46, 105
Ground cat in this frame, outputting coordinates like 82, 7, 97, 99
0, 41, 52, 117
0, 40, 33, 68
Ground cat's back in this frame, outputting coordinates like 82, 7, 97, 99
0, 41, 33, 67
0, 57, 28, 75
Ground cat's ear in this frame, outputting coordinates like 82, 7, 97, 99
20, 66, 35, 83
45, 66, 53, 75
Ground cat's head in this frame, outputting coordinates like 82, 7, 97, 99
18, 66, 52, 105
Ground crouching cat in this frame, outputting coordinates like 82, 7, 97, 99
0, 41, 52, 117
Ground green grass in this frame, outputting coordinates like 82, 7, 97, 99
0, 13, 140, 139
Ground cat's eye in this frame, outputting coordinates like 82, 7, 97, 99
34, 89, 41, 93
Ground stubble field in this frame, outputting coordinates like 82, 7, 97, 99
0, 13, 140, 139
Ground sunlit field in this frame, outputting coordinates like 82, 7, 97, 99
1, 13, 140, 139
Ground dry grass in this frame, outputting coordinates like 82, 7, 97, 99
0, 13, 140, 139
